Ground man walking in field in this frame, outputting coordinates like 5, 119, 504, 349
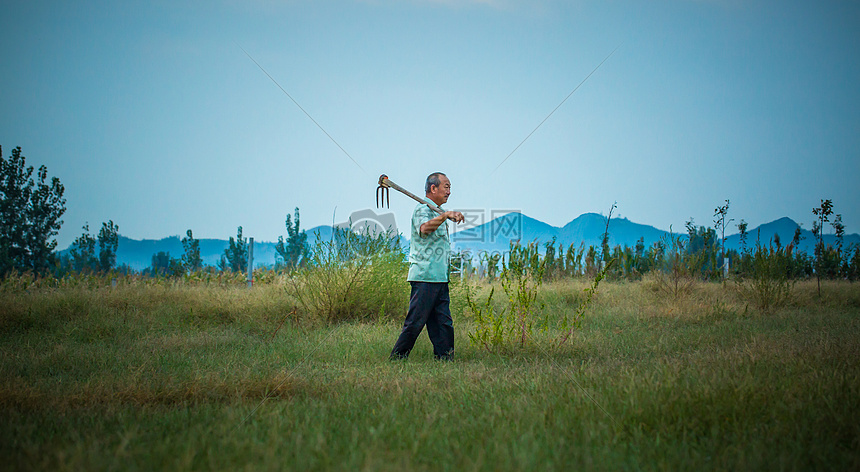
390, 172, 465, 361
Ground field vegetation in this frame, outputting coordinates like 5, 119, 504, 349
3, 159, 859, 470
1, 261, 858, 470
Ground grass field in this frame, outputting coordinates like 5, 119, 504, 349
1, 278, 858, 471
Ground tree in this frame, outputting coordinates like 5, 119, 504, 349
832, 214, 845, 278
713, 199, 732, 276
0, 145, 66, 275
812, 199, 834, 297
181, 229, 202, 272
685, 218, 718, 279
150, 251, 183, 277
634, 237, 647, 275
564, 243, 582, 277
68, 221, 119, 273
791, 226, 803, 248
70, 224, 98, 272
98, 220, 119, 272
543, 236, 558, 280
275, 207, 309, 270
221, 226, 247, 272
737, 219, 749, 253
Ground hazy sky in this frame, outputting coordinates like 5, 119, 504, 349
2, 0, 858, 248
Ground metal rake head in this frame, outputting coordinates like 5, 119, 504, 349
376, 174, 390, 209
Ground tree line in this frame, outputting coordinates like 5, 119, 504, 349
2, 145, 858, 282
456, 199, 860, 283
0, 146, 311, 278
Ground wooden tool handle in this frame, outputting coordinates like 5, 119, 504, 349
379, 175, 445, 215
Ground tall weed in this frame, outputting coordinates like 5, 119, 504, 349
466, 241, 545, 350
735, 242, 795, 313
466, 241, 611, 350
286, 228, 408, 324
650, 231, 699, 299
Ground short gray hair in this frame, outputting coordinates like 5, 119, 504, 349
425, 172, 446, 194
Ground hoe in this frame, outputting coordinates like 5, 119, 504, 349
376, 174, 445, 215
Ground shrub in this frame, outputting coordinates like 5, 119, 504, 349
650, 230, 698, 299
735, 242, 794, 313
285, 227, 408, 325
466, 241, 611, 350
466, 241, 545, 351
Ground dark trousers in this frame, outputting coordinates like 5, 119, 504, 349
390, 282, 454, 360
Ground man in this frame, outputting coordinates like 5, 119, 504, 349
390, 172, 465, 361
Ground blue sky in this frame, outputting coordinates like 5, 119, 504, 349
2, 0, 858, 248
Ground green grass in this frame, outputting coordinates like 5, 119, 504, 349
1, 279, 858, 470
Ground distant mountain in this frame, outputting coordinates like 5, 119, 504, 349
721, 217, 857, 254
451, 212, 859, 258
59, 213, 858, 270
451, 212, 674, 256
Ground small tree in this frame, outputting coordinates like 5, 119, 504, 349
847, 245, 860, 281
221, 226, 247, 273
714, 199, 732, 277
564, 243, 584, 277
655, 229, 697, 299
633, 236, 647, 276
787, 226, 807, 279
543, 236, 558, 281
812, 199, 834, 297
276, 207, 309, 270
150, 251, 183, 277
70, 224, 98, 272
735, 241, 794, 313
685, 219, 718, 280
181, 229, 202, 272
98, 220, 119, 272
832, 214, 845, 278
737, 220, 749, 253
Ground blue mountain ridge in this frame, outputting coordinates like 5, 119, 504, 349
451, 213, 857, 258
451, 212, 686, 256
62, 213, 858, 270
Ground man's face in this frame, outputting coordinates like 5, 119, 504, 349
429, 175, 451, 206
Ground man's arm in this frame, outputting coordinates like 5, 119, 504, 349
420, 211, 465, 236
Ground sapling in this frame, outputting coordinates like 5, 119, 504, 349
812, 199, 833, 297
714, 199, 733, 279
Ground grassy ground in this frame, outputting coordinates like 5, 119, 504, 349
1, 278, 858, 471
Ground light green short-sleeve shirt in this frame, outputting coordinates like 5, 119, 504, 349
407, 200, 450, 282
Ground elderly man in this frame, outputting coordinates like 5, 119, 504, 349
390, 172, 465, 361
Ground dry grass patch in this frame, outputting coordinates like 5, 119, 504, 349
0, 370, 314, 413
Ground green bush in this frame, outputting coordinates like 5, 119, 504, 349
735, 243, 794, 313
285, 227, 408, 325
650, 231, 699, 299
466, 241, 545, 350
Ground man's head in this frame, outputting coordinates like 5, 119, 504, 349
425, 172, 451, 206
